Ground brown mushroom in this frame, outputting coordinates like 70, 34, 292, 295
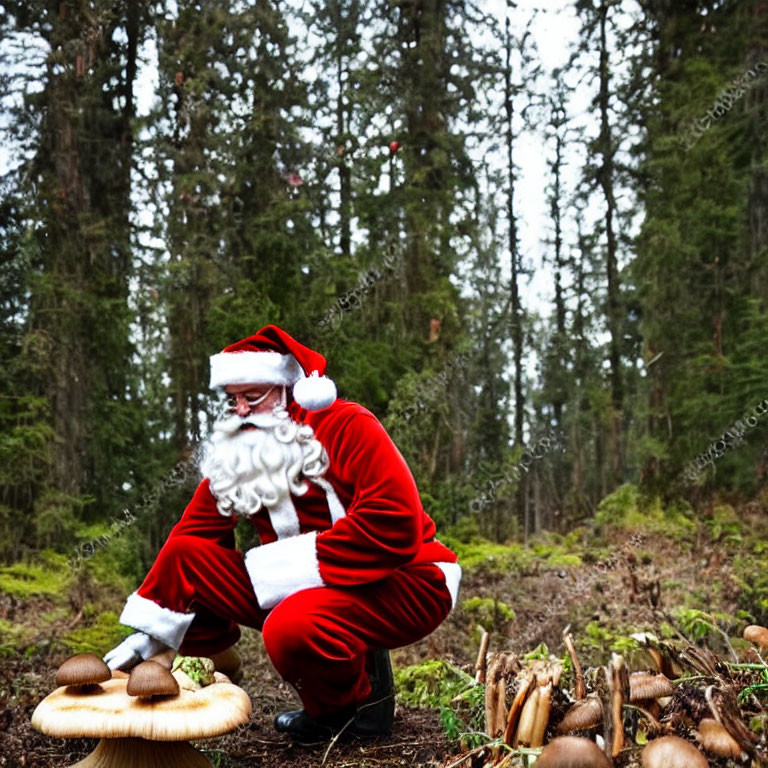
629, 672, 674, 702
697, 717, 742, 759
31, 673, 251, 767
744, 625, 768, 649
126, 660, 180, 698
536, 736, 612, 768
557, 696, 603, 733
56, 653, 111, 688
641, 735, 708, 768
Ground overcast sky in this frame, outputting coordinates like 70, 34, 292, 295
4, 0, 626, 336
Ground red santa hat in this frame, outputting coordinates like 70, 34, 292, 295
209, 325, 337, 411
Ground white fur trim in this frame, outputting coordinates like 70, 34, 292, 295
119, 592, 196, 650
210, 351, 303, 388
434, 562, 462, 610
266, 495, 301, 539
293, 373, 337, 410
310, 477, 347, 524
244, 532, 324, 609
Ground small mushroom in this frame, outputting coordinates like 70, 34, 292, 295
56, 653, 112, 689
629, 672, 674, 702
744, 625, 768, 649
536, 736, 612, 768
641, 735, 708, 768
557, 696, 603, 733
126, 660, 180, 698
697, 717, 742, 759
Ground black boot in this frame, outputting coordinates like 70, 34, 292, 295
274, 649, 395, 742
348, 648, 395, 737
274, 707, 356, 743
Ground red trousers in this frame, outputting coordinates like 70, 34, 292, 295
138, 534, 453, 716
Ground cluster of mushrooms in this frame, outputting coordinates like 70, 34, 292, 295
31, 648, 250, 767
465, 624, 768, 767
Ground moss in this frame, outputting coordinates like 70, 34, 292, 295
0, 551, 72, 599
461, 596, 514, 631
62, 610, 133, 655
0, 619, 35, 656
441, 535, 525, 572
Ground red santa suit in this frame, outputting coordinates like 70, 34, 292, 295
112, 327, 461, 718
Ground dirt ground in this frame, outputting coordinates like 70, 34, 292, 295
0, 623, 460, 768
2, 514, 767, 767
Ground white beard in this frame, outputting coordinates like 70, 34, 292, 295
200, 411, 329, 519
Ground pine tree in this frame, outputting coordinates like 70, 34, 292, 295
0, 1, 152, 558
634, 0, 768, 494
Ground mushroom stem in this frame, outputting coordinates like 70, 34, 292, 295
475, 631, 490, 684
148, 648, 177, 670
485, 655, 503, 738
608, 653, 628, 758
493, 671, 508, 738
503, 672, 534, 746
529, 681, 552, 748
71, 737, 212, 767
563, 628, 585, 700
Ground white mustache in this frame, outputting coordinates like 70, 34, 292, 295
213, 412, 283, 435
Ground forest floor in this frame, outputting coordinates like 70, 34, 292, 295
1, 486, 768, 767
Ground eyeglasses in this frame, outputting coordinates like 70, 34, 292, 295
226, 387, 277, 414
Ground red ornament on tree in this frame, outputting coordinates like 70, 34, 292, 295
389, 141, 400, 154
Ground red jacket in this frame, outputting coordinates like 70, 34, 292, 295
169, 399, 459, 610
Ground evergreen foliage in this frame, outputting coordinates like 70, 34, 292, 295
0, 0, 767, 570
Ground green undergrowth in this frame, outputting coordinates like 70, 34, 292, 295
461, 596, 515, 632
0, 546, 137, 659
0, 550, 72, 599
0, 618, 35, 657
394, 659, 485, 747
62, 610, 133, 655
441, 518, 586, 575
595, 484, 697, 540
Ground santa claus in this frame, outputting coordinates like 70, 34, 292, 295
103, 325, 461, 742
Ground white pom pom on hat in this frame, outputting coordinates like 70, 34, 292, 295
209, 325, 337, 411
292, 371, 337, 411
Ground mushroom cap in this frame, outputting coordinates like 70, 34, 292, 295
126, 660, 180, 698
641, 735, 708, 768
743, 625, 768, 648
629, 672, 674, 702
31, 676, 251, 741
557, 697, 603, 732
56, 653, 111, 687
697, 718, 742, 759
536, 736, 612, 768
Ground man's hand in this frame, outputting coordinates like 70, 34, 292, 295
103, 631, 169, 671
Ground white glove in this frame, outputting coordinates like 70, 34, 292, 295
103, 631, 168, 670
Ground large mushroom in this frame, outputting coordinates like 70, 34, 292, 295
696, 717, 743, 759
641, 735, 708, 768
536, 736, 612, 768
32, 668, 251, 767
744, 625, 768, 650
